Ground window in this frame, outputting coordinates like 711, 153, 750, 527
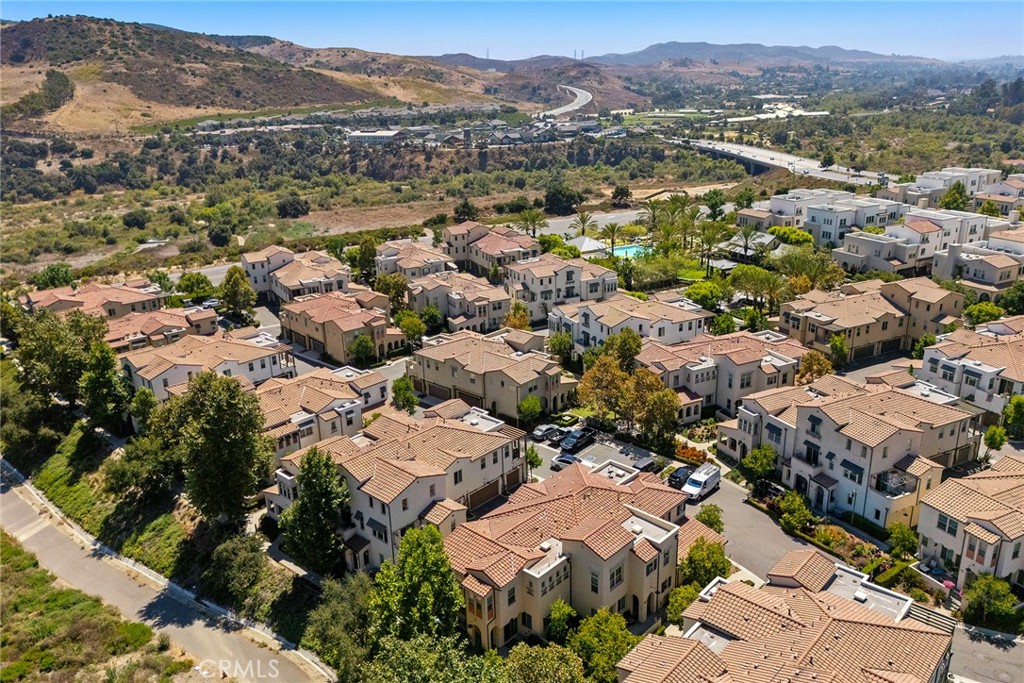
249, 362, 255, 372
937, 514, 958, 536
527, 580, 534, 595
522, 612, 532, 629
617, 596, 626, 613
402, 498, 408, 511
727, 374, 733, 389
480, 459, 486, 470
429, 484, 436, 497
507, 586, 516, 605
591, 570, 599, 594
492, 452, 498, 465
609, 565, 623, 589
663, 548, 670, 565
740, 373, 752, 389
454, 470, 463, 485
882, 446, 888, 459
846, 438, 852, 451
646, 559, 658, 576
1013, 542, 1021, 559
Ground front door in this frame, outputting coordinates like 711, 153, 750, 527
814, 486, 825, 511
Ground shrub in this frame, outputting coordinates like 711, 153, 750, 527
675, 443, 708, 466
908, 588, 931, 603
875, 560, 913, 588
814, 525, 846, 548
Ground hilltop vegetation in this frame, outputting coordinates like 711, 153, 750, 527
1, 69, 74, 120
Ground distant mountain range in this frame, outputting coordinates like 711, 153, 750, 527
585, 41, 941, 67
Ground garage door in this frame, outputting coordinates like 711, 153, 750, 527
468, 479, 500, 509
851, 344, 875, 361
291, 332, 307, 348
456, 390, 483, 408
413, 377, 425, 393
505, 468, 521, 488
880, 338, 902, 354
428, 383, 451, 400
311, 339, 325, 354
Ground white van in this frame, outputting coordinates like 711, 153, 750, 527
682, 462, 721, 501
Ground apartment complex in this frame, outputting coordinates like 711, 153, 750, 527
918, 453, 1024, 591
280, 291, 405, 363
441, 221, 539, 276
241, 246, 352, 303
636, 330, 808, 424
763, 188, 854, 228
443, 461, 721, 650
619, 549, 954, 683
407, 271, 511, 333
717, 375, 980, 526
104, 307, 218, 353
406, 328, 577, 417
257, 367, 387, 459
879, 166, 1002, 207
120, 333, 294, 401
549, 293, 713, 359
932, 228, 1024, 303
805, 196, 907, 246
779, 278, 963, 361
265, 400, 526, 570
831, 216, 941, 275
916, 324, 1024, 418
374, 240, 455, 279
504, 253, 618, 324
23, 279, 167, 319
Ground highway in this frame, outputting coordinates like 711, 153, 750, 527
538, 85, 593, 118
684, 139, 883, 186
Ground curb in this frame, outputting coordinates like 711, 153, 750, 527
0, 457, 337, 683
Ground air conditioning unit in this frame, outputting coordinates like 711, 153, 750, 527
539, 541, 552, 552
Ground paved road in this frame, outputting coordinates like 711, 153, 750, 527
686, 139, 883, 186
951, 626, 1020, 683
0, 478, 320, 682
538, 85, 593, 119
169, 262, 232, 286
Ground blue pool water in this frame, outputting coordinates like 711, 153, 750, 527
611, 244, 647, 259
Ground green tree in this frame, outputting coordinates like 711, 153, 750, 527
504, 300, 531, 330
886, 522, 918, 560
702, 188, 726, 220
734, 187, 756, 210
1005, 395, 1024, 439
32, 262, 75, 289
997, 280, 1024, 316
350, 333, 377, 367
598, 221, 623, 253
201, 534, 267, 607
978, 199, 1002, 217
276, 193, 310, 218
685, 280, 727, 312
638, 388, 681, 442
488, 262, 502, 285
777, 490, 815, 534
421, 303, 444, 334
220, 265, 257, 323
454, 198, 480, 223
603, 328, 642, 372
104, 430, 184, 501
365, 634, 504, 683
797, 350, 833, 384
518, 394, 543, 427
180, 372, 271, 525
964, 302, 1005, 326
547, 330, 573, 364
391, 374, 420, 415
962, 574, 1018, 629
695, 503, 725, 533
566, 609, 639, 683
370, 525, 464, 641
79, 341, 129, 429
742, 444, 778, 490
122, 208, 152, 229
301, 573, 375, 682
938, 181, 969, 211
768, 225, 814, 246
513, 207, 548, 237
679, 537, 731, 588
578, 354, 628, 419
547, 598, 578, 644
395, 310, 427, 345
539, 234, 565, 254
744, 308, 769, 332
358, 235, 378, 277
146, 269, 174, 294
772, 245, 845, 290
526, 444, 543, 479
696, 221, 735, 276
666, 583, 701, 627
16, 309, 107, 404
819, 149, 835, 168
611, 185, 632, 207
506, 643, 585, 683
710, 312, 737, 336
829, 333, 848, 367
984, 424, 1007, 459
177, 272, 215, 302
912, 333, 937, 359
374, 272, 409, 313
615, 257, 636, 290
129, 387, 158, 433
571, 211, 597, 237
544, 184, 584, 216
280, 446, 350, 575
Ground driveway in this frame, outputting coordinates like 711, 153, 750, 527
951, 626, 1021, 683
0, 478, 323, 683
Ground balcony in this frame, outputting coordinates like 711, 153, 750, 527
874, 471, 917, 500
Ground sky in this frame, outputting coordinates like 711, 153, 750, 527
2, 1, 1022, 62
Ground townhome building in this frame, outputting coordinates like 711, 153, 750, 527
241, 245, 297, 295
505, 253, 618, 324
265, 400, 526, 570
23, 279, 167, 319
441, 221, 540, 276
805, 196, 907, 246
268, 251, 353, 304
549, 293, 713, 359
973, 191, 1024, 216
717, 375, 980, 525
766, 189, 854, 228
879, 167, 1002, 208
980, 174, 1024, 199
932, 230, 1024, 303
257, 367, 387, 459
619, 549, 954, 683
104, 306, 218, 353
374, 240, 455, 279
406, 328, 577, 417
779, 278, 961, 361
831, 215, 941, 275
916, 325, 1024, 419
407, 271, 510, 333
120, 333, 294, 401
906, 207, 1007, 249
280, 291, 405, 363
443, 461, 724, 650
917, 453, 1024, 592
636, 330, 808, 424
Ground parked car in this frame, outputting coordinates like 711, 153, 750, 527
550, 454, 582, 471
547, 426, 575, 446
681, 462, 721, 501
531, 424, 557, 441
633, 456, 659, 473
560, 428, 596, 454
667, 465, 692, 490
201, 298, 222, 310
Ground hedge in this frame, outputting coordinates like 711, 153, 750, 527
837, 511, 891, 541
875, 560, 913, 588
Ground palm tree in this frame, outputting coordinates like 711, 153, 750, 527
735, 223, 761, 263
513, 208, 548, 237
639, 199, 665, 232
697, 221, 736, 277
759, 271, 789, 313
599, 222, 623, 255
679, 205, 701, 251
571, 211, 597, 237
652, 220, 680, 255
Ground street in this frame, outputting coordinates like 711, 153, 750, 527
951, 626, 1021, 683
0, 478, 321, 683
687, 139, 882, 186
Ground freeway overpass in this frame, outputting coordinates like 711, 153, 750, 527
684, 140, 886, 187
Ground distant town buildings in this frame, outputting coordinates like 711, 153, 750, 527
22, 279, 167, 319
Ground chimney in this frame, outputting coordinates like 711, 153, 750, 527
1009, 210, 1020, 224
917, 198, 929, 209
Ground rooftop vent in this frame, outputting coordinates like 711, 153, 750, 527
344, 371, 354, 378
921, 390, 930, 397
973, 360, 982, 366
631, 524, 643, 535
853, 590, 869, 603
469, 418, 479, 426
539, 541, 552, 552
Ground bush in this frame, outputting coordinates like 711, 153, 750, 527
814, 525, 846, 548
908, 588, 931, 603
674, 443, 708, 466
875, 560, 913, 588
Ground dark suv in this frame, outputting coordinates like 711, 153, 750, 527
560, 428, 596, 454
667, 466, 691, 490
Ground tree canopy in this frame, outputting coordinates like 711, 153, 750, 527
566, 609, 639, 683
280, 446, 350, 575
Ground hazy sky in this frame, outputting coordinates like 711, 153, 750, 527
3, 1, 1022, 62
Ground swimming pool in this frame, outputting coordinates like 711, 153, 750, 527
611, 244, 647, 259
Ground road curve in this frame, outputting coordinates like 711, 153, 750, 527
538, 85, 593, 118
